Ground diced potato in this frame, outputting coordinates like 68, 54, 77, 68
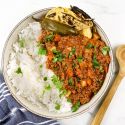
81, 80, 87, 88
82, 28, 92, 39
67, 47, 71, 51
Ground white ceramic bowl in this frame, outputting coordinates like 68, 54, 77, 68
1, 7, 114, 119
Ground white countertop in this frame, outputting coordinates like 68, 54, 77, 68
0, 0, 125, 125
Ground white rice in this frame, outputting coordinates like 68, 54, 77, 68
7, 22, 72, 113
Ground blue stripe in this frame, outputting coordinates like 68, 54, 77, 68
0, 74, 59, 125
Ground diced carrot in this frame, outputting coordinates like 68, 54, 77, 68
79, 62, 84, 69
81, 80, 87, 88
54, 34, 61, 42
86, 78, 92, 86
76, 68, 82, 77
48, 52, 53, 61
88, 70, 91, 77
66, 68, 73, 77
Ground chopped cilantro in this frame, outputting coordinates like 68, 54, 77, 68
72, 47, 76, 54
92, 54, 100, 68
77, 56, 83, 63
15, 67, 22, 74
69, 47, 76, 57
45, 84, 51, 90
55, 103, 60, 110
68, 78, 73, 86
19, 39, 25, 48
44, 77, 47, 81
45, 33, 54, 42
39, 64, 43, 69
86, 43, 93, 49
62, 89, 67, 95
52, 49, 59, 54
52, 49, 65, 62
101, 46, 110, 55
72, 101, 80, 112
59, 89, 67, 98
67, 98, 72, 103
51, 75, 62, 91
94, 46, 97, 49
38, 48, 47, 55
69, 51, 73, 57
52, 57, 58, 63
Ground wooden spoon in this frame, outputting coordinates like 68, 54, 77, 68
91, 45, 125, 125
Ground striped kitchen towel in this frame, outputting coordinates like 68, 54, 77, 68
0, 74, 60, 125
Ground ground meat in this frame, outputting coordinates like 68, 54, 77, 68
39, 30, 111, 106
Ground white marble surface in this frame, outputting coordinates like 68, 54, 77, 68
0, 0, 125, 125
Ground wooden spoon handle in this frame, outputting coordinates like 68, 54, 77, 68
91, 72, 124, 125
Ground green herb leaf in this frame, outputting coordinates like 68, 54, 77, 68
59, 89, 67, 98
55, 103, 61, 110
77, 56, 83, 63
101, 46, 110, 55
45, 84, 51, 90
45, 33, 54, 42
72, 47, 76, 54
69, 51, 73, 57
57, 56, 63, 62
52, 49, 65, 62
86, 43, 93, 49
52, 57, 58, 63
68, 78, 73, 86
44, 77, 47, 81
52, 49, 59, 54
72, 101, 80, 112
69, 47, 76, 57
67, 98, 72, 103
15, 67, 22, 74
39, 64, 43, 69
19, 39, 25, 48
92, 54, 100, 68
38, 48, 47, 55
51, 75, 62, 91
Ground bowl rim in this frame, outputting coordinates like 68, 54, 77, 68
1, 7, 114, 119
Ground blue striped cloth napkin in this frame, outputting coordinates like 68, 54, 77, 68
0, 74, 60, 125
